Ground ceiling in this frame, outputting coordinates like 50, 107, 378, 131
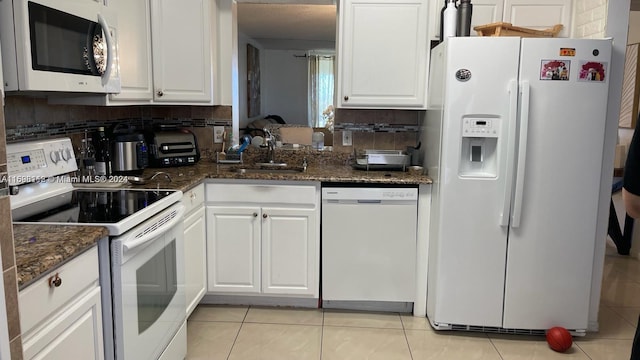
237, 3, 336, 49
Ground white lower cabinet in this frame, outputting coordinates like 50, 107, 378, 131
19, 247, 104, 360
183, 184, 207, 317
205, 182, 320, 298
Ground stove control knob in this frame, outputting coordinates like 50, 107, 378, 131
50, 151, 60, 164
61, 148, 73, 162
9, 186, 19, 196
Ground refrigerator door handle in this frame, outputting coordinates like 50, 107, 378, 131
512, 80, 530, 228
500, 79, 519, 227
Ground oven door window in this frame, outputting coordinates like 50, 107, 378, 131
28, 2, 106, 76
136, 240, 177, 334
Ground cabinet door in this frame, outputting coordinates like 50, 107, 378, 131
184, 206, 206, 317
471, 0, 504, 35
22, 287, 103, 360
504, 0, 571, 37
108, 0, 153, 102
206, 206, 261, 293
337, 0, 429, 108
150, 0, 212, 102
261, 208, 317, 296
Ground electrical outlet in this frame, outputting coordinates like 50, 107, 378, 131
342, 130, 353, 146
214, 126, 225, 143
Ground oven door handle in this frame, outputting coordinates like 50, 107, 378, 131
122, 204, 185, 252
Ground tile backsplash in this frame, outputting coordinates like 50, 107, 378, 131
4, 96, 233, 159
332, 108, 421, 153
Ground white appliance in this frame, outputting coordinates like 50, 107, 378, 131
424, 37, 612, 334
0, 0, 120, 93
7, 138, 186, 360
322, 186, 417, 311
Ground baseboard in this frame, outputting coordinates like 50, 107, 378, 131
200, 294, 319, 308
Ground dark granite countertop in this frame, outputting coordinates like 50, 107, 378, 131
13, 225, 108, 290
126, 159, 432, 192
14, 152, 431, 290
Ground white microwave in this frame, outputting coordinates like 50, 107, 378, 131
0, 0, 120, 93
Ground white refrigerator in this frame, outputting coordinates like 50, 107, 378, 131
424, 37, 612, 333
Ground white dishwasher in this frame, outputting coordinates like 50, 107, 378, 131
322, 186, 418, 310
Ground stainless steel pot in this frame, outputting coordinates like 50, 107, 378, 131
112, 133, 148, 174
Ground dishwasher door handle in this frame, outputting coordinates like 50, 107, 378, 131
357, 200, 382, 204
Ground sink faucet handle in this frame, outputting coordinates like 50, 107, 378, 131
263, 127, 273, 140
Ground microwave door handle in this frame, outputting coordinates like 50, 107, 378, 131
97, 14, 114, 86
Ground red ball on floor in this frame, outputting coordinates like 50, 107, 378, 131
546, 326, 573, 352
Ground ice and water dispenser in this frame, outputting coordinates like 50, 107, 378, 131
459, 117, 500, 178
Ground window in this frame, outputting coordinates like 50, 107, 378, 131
308, 54, 335, 128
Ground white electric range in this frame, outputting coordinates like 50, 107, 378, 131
8, 137, 186, 360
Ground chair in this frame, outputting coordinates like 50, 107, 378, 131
609, 176, 633, 255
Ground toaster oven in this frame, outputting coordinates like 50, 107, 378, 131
147, 129, 200, 167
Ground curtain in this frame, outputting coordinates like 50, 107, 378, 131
308, 54, 335, 127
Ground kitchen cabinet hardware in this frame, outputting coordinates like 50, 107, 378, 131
157, 90, 164, 97
48, 273, 62, 288
262, 213, 268, 218
253, 212, 258, 217
344, 95, 349, 101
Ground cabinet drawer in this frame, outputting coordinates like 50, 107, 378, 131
183, 183, 205, 214
206, 183, 317, 205
19, 247, 100, 336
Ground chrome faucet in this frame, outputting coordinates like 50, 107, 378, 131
263, 128, 276, 163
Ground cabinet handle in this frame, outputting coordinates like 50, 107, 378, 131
262, 213, 268, 219
253, 212, 258, 217
48, 273, 62, 288
344, 95, 349, 101
157, 90, 164, 97
190, 192, 196, 200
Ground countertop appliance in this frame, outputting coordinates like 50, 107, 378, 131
0, 0, 120, 93
424, 37, 612, 334
8, 138, 186, 360
322, 185, 417, 311
147, 129, 200, 167
112, 132, 148, 175
352, 149, 409, 171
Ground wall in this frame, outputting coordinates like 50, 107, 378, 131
263, 50, 309, 125
572, 0, 608, 38
620, 11, 640, 157
629, 11, 640, 44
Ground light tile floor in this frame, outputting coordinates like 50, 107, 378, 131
187, 194, 640, 359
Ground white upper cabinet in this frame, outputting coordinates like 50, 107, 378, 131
337, 0, 429, 109
429, 0, 571, 40
504, 0, 572, 37
109, 0, 153, 102
150, 0, 213, 103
